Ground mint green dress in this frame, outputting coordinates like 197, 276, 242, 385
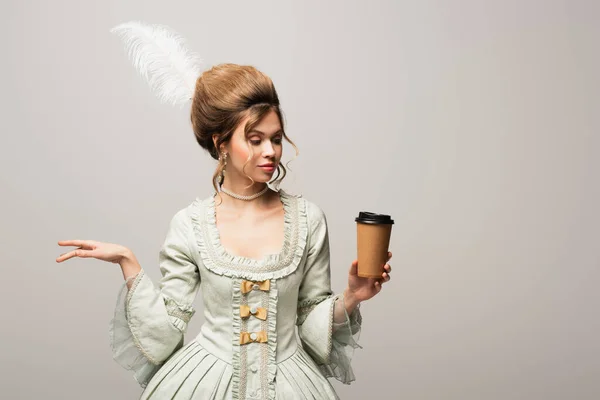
109, 190, 362, 399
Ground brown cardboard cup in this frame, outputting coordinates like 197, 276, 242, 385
356, 212, 394, 278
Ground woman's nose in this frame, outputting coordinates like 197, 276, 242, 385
262, 142, 276, 156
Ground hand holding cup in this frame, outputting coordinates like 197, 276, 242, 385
346, 251, 392, 304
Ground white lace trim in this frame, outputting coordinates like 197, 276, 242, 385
189, 189, 309, 281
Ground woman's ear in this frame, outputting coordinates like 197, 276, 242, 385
212, 134, 220, 153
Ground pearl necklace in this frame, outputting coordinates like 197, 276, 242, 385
219, 183, 269, 201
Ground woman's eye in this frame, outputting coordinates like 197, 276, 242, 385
250, 138, 282, 145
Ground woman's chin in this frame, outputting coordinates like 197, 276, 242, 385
249, 176, 271, 185
255, 170, 276, 180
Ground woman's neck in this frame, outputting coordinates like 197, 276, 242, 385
220, 180, 268, 197
216, 178, 275, 210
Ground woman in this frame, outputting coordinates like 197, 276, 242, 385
56, 64, 392, 399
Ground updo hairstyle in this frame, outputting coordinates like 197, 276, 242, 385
190, 64, 298, 195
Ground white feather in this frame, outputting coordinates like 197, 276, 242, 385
110, 21, 203, 107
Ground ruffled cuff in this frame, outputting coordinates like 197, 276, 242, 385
297, 293, 363, 384
319, 294, 363, 384
109, 271, 191, 387
109, 272, 162, 387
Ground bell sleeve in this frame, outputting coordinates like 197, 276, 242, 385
296, 203, 363, 384
109, 208, 201, 387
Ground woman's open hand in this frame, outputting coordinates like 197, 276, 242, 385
344, 251, 392, 306
56, 240, 131, 264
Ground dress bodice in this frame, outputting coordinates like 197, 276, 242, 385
109, 189, 362, 400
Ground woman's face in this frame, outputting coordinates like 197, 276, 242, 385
223, 110, 283, 184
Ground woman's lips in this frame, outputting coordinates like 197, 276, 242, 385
258, 164, 276, 172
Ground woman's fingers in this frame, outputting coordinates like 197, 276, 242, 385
381, 263, 392, 281
56, 240, 98, 263
379, 262, 392, 284
56, 249, 91, 263
349, 260, 358, 276
58, 240, 96, 249
374, 281, 383, 292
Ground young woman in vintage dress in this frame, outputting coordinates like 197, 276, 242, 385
56, 64, 392, 399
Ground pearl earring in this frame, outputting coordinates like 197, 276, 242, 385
218, 152, 228, 184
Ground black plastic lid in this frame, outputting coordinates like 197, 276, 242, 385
355, 211, 394, 225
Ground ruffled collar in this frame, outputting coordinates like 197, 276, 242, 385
190, 189, 308, 281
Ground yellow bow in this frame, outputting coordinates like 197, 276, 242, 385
241, 279, 270, 294
240, 330, 268, 345
240, 305, 267, 320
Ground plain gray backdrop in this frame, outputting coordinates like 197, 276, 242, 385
1, 0, 599, 399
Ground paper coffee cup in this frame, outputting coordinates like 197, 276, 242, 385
355, 211, 394, 278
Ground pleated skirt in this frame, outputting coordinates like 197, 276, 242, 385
140, 340, 340, 399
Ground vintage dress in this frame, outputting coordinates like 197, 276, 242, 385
109, 190, 362, 399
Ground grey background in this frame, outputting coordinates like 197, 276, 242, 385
1, 0, 598, 399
